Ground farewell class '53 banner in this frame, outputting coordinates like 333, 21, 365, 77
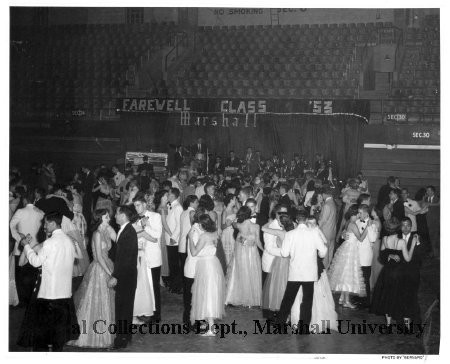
118, 98, 369, 179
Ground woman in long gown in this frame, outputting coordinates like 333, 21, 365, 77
261, 214, 293, 313
221, 194, 238, 268
371, 217, 419, 327
200, 194, 227, 273
369, 206, 383, 290
132, 214, 155, 323
327, 204, 368, 308
68, 209, 117, 348
190, 214, 226, 336
225, 206, 263, 307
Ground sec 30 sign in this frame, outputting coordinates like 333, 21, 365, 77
412, 132, 430, 138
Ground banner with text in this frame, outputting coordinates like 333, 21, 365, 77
117, 98, 370, 123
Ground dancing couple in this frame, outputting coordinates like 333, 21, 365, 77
261, 209, 335, 333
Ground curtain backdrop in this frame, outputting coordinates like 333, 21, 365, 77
121, 112, 365, 179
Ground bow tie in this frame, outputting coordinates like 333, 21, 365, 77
251, 214, 257, 218
360, 219, 366, 224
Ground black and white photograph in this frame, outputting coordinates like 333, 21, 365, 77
5, 0, 445, 359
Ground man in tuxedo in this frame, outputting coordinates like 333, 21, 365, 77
245, 198, 259, 224
424, 185, 440, 258
10, 189, 45, 307
238, 186, 252, 208
138, 155, 154, 175
226, 150, 241, 169
108, 205, 138, 349
245, 147, 258, 176
34, 185, 74, 220
133, 194, 163, 322
271, 173, 281, 190
81, 165, 95, 225
318, 186, 337, 268
173, 145, 184, 173
377, 176, 397, 210
213, 156, 225, 175
279, 183, 292, 208
191, 137, 207, 156
276, 210, 327, 331
164, 188, 184, 294
355, 204, 378, 308
21, 212, 80, 351
398, 217, 424, 319
390, 188, 405, 221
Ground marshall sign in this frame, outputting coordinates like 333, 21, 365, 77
117, 98, 370, 127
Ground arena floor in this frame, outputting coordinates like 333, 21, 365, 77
9, 258, 439, 354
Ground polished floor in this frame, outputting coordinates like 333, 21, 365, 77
9, 257, 439, 354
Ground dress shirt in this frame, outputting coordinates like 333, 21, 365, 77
179, 207, 194, 253
113, 172, 125, 187
281, 224, 327, 281
402, 233, 411, 242
195, 184, 205, 199
404, 198, 420, 232
184, 223, 201, 278
165, 199, 183, 246
10, 204, 44, 256
136, 211, 162, 268
262, 219, 283, 272
24, 229, 75, 299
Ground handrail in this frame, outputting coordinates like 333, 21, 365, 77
164, 31, 189, 73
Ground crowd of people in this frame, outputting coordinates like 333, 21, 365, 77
8, 151, 439, 350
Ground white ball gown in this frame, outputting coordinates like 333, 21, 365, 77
225, 235, 262, 307
327, 232, 365, 295
291, 259, 338, 332
68, 229, 115, 348
190, 242, 226, 323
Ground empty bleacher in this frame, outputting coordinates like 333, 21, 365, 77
387, 15, 440, 121
167, 22, 398, 99
10, 22, 177, 119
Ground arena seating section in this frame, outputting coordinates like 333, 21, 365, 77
10, 17, 440, 122
387, 15, 440, 120
168, 22, 390, 98
10, 22, 177, 119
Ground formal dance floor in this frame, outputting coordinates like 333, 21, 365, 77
9, 258, 439, 354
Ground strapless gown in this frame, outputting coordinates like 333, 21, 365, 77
68, 230, 115, 348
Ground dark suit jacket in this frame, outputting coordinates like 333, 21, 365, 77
377, 184, 392, 209
392, 199, 405, 221
279, 193, 292, 207
112, 223, 138, 282
226, 157, 241, 169
191, 143, 207, 156
35, 196, 74, 220
173, 152, 184, 171
213, 162, 225, 174
397, 231, 424, 269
